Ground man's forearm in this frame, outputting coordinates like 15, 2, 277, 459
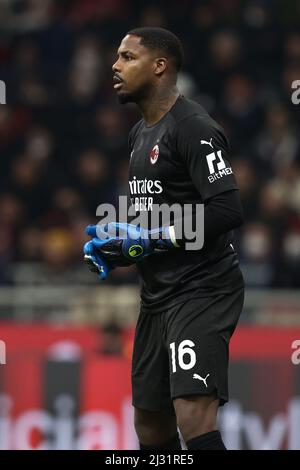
172, 189, 244, 247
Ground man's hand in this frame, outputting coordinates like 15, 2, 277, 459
83, 223, 138, 280
85, 222, 178, 266
83, 240, 112, 280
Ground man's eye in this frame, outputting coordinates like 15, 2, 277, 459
125, 55, 132, 61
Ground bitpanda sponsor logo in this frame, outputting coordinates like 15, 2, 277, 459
205, 148, 233, 183
208, 167, 233, 183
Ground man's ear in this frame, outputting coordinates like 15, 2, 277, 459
154, 58, 167, 76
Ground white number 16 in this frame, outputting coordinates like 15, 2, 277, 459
169, 340, 196, 373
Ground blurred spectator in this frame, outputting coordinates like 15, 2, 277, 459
17, 226, 42, 261
233, 158, 260, 222
0, 193, 25, 267
0, 0, 54, 33
222, 74, 262, 147
0, 193, 25, 228
273, 230, 300, 287
210, 31, 241, 70
14, 39, 41, 74
13, 227, 88, 286
140, 5, 166, 28
39, 186, 85, 231
240, 223, 275, 287
0, 106, 32, 151
177, 71, 199, 99
0, 193, 26, 283
69, 36, 104, 103
258, 180, 290, 240
67, 0, 128, 26
52, 186, 85, 216
74, 149, 112, 212
95, 105, 128, 153
192, 3, 217, 32
18, 76, 50, 106
24, 126, 53, 162
254, 104, 300, 176
41, 227, 75, 271
284, 33, 300, 63
97, 322, 124, 356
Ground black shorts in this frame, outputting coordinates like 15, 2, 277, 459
132, 288, 244, 412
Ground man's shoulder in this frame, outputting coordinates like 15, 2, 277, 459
171, 96, 229, 152
170, 96, 208, 122
170, 96, 222, 133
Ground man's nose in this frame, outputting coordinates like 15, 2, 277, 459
112, 59, 120, 73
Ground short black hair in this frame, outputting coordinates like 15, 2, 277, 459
126, 27, 184, 72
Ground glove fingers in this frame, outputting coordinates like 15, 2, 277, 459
105, 222, 141, 239
103, 223, 127, 238
93, 238, 123, 259
84, 239, 111, 280
84, 254, 100, 273
85, 237, 121, 264
85, 224, 110, 240
90, 236, 134, 267
86, 222, 145, 240
98, 263, 109, 280
85, 224, 97, 238
91, 237, 104, 248
83, 240, 93, 255
84, 253, 109, 280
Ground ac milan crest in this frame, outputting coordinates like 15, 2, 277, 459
150, 144, 159, 164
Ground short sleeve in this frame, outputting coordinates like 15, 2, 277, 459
175, 115, 238, 201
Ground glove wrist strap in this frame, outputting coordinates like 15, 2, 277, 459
150, 226, 180, 251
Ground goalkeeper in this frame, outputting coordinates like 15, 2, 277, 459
83, 27, 245, 451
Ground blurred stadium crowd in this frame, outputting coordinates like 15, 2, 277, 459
1, 0, 300, 289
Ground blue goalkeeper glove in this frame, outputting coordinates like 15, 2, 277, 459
83, 240, 112, 280
85, 222, 179, 264
83, 223, 136, 280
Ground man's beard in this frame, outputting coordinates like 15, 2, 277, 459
117, 84, 148, 105
117, 90, 135, 104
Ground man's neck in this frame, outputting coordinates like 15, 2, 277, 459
137, 85, 180, 127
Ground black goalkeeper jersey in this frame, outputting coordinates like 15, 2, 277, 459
128, 95, 244, 313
